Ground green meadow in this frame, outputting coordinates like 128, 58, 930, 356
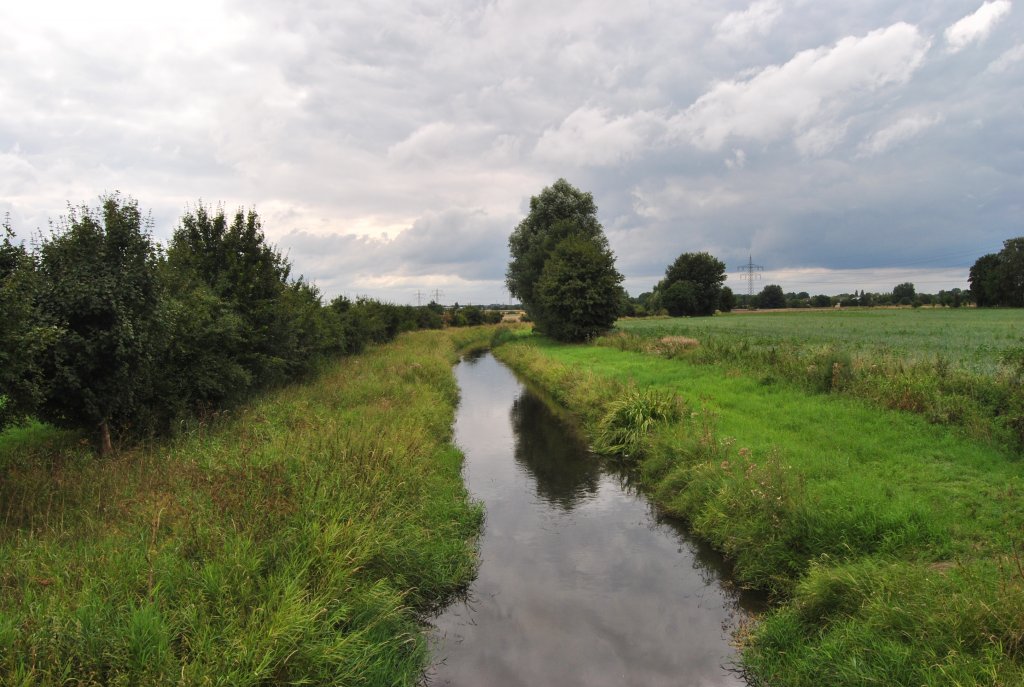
492, 310, 1024, 686
0, 328, 493, 685
609, 308, 1024, 448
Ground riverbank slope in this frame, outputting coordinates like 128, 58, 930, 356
0, 327, 491, 684
494, 330, 1024, 686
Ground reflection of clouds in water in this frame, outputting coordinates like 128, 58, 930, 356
435, 353, 758, 686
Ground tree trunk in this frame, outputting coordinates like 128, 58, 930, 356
98, 419, 113, 456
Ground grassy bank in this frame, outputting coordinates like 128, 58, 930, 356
0, 327, 494, 685
613, 309, 1024, 447
493, 329, 1024, 686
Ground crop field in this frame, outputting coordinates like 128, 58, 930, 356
619, 308, 1023, 374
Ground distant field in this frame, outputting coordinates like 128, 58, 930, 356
619, 308, 1024, 374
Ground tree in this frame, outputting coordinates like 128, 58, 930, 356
0, 219, 46, 430
1000, 238, 1024, 307
969, 239, 1024, 307
507, 180, 622, 340
757, 284, 786, 309
969, 253, 1002, 307
653, 252, 726, 316
719, 285, 735, 312
892, 282, 916, 305
811, 294, 832, 308
168, 204, 299, 389
36, 195, 163, 454
533, 235, 623, 341
506, 179, 609, 318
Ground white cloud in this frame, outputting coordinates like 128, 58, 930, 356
715, 0, 783, 46
533, 107, 659, 166
794, 121, 849, 157
387, 121, 495, 164
987, 43, 1024, 72
725, 149, 747, 169
674, 23, 931, 151
858, 114, 943, 157
945, 1, 1012, 53
632, 179, 744, 220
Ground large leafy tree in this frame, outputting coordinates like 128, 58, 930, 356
36, 195, 163, 454
757, 284, 786, 309
969, 238, 1024, 307
506, 180, 622, 340
167, 204, 299, 389
892, 282, 917, 304
507, 180, 607, 311
969, 252, 1003, 307
998, 237, 1024, 307
0, 220, 46, 430
653, 251, 726, 316
534, 235, 623, 342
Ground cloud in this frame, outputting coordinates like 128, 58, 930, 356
794, 122, 850, 157
945, 1, 1012, 53
632, 178, 745, 220
533, 107, 660, 166
387, 121, 495, 164
715, 0, 783, 46
858, 114, 943, 157
724, 149, 747, 169
674, 23, 931, 151
276, 207, 514, 301
987, 43, 1024, 72
1, 1, 1019, 301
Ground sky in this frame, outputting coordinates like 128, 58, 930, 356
1, 0, 1021, 304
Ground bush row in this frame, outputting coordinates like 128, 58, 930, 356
0, 194, 445, 452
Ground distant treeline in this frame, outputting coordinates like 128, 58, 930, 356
622, 280, 975, 316
0, 194, 497, 453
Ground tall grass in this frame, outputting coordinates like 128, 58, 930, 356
494, 333, 1024, 685
610, 310, 1024, 447
0, 327, 496, 685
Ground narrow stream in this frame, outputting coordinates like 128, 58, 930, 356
428, 352, 763, 686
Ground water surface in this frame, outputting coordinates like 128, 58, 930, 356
429, 352, 761, 686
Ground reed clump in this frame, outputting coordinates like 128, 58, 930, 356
593, 388, 684, 459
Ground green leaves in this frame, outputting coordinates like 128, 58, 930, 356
653, 251, 726, 316
35, 194, 163, 449
534, 235, 623, 342
507, 180, 623, 341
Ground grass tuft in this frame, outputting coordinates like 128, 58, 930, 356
593, 388, 684, 459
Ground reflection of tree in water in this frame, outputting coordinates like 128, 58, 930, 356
460, 350, 488, 365
509, 390, 601, 511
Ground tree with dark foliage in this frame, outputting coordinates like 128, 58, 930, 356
36, 195, 163, 454
653, 252, 726, 316
507, 180, 623, 340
